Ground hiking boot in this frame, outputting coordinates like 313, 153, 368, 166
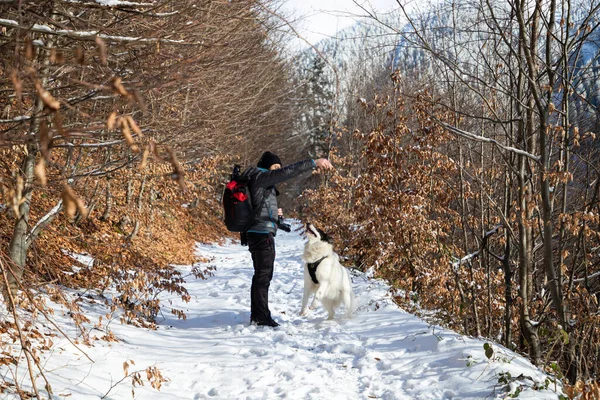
252, 318, 279, 327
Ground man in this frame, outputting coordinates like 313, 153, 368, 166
244, 151, 333, 327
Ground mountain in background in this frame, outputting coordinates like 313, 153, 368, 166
290, 0, 600, 141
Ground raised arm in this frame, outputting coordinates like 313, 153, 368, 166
252, 158, 333, 188
253, 159, 314, 188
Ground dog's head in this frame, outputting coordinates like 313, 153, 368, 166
305, 222, 333, 244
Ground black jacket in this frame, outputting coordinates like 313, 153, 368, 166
245, 159, 315, 235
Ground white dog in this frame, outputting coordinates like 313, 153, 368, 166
300, 223, 354, 320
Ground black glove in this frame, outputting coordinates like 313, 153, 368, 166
277, 216, 291, 232
240, 232, 248, 246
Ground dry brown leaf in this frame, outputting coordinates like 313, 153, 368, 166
25, 37, 35, 60
50, 48, 65, 64
125, 115, 143, 137
35, 158, 47, 186
54, 112, 68, 137
61, 183, 88, 219
11, 70, 22, 105
140, 147, 150, 171
7, 176, 25, 218
74, 45, 85, 64
62, 189, 77, 219
95, 36, 107, 65
120, 118, 139, 153
39, 120, 52, 159
112, 77, 129, 96
149, 140, 161, 161
165, 146, 185, 190
107, 112, 118, 130
34, 81, 60, 110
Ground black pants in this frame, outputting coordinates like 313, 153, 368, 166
247, 232, 275, 323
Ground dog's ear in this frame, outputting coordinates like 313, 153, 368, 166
315, 226, 332, 243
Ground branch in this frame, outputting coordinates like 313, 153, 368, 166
433, 118, 541, 163
0, 0, 157, 6
0, 252, 95, 365
0, 18, 199, 45
70, 157, 135, 179
52, 139, 126, 148
0, 115, 32, 123
573, 270, 600, 284
451, 250, 481, 271
62, 0, 160, 9
20, 284, 95, 364
1, 258, 44, 399
26, 200, 63, 245
452, 224, 503, 270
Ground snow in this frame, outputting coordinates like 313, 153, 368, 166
451, 251, 480, 271
0, 19, 19, 28
1, 221, 562, 399
0, 18, 185, 44
61, 249, 94, 274
64, 0, 156, 7
0, 116, 32, 124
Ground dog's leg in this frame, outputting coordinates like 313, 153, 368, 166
315, 283, 328, 302
315, 284, 336, 319
309, 293, 318, 310
343, 290, 353, 318
322, 300, 335, 320
300, 284, 312, 316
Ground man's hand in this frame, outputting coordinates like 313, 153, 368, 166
314, 158, 333, 170
277, 214, 291, 232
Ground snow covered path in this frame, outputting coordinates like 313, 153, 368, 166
5, 222, 562, 399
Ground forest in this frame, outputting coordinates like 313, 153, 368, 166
0, 0, 598, 398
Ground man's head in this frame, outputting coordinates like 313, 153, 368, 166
257, 151, 282, 171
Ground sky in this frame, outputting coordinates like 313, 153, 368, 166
280, 0, 401, 49
1, 220, 563, 399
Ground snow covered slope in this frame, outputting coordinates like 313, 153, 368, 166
2, 221, 562, 399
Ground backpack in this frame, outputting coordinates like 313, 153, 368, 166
222, 164, 256, 232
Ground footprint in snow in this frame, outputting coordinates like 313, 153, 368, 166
273, 332, 286, 343
249, 348, 269, 357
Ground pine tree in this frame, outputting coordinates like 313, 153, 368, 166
306, 55, 334, 158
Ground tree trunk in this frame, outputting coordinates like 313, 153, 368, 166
126, 179, 134, 205
502, 171, 513, 348
137, 175, 147, 211
514, 11, 542, 361
101, 179, 112, 221
3, 21, 55, 302
457, 146, 472, 334
3, 145, 36, 300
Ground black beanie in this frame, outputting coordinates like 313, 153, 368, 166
257, 151, 282, 170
